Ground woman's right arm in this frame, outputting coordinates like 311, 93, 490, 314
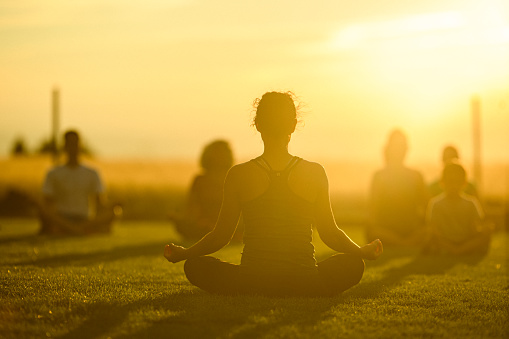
313, 164, 382, 260
164, 166, 243, 263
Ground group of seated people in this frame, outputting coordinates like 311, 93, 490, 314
35, 92, 493, 297
37, 127, 491, 258
367, 129, 491, 255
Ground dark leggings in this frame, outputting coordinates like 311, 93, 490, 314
184, 254, 365, 297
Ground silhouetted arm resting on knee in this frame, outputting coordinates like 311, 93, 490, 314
313, 164, 382, 260
165, 167, 242, 263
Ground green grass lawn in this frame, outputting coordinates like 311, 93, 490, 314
0, 218, 507, 339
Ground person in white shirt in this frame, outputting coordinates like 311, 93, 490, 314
39, 130, 115, 235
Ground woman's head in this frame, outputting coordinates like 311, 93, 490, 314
253, 92, 298, 138
200, 140, 234, 172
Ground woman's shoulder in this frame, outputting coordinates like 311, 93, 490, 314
226, 160, 259, 178
292, 158, 328, 187
295, 158, 326, 173
230, 159, 256, 170
228, 157, 325, 177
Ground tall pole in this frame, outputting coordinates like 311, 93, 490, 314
471, 95, 482, 197
51, 87, 60, 164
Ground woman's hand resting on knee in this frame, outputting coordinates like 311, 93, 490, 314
360, 239, 383, 260
164, 243, 187, 263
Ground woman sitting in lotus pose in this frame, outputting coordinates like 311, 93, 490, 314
164, 91, 382, 297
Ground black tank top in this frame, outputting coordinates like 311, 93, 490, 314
240, 156, 317, 275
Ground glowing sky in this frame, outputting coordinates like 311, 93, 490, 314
1, 0, 508, 164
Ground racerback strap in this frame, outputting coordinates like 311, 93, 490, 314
253, 156, 301, 180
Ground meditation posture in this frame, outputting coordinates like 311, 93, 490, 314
170, 140, 236, 240
39, 130, 115, 235
164, 91, 382, 297
367, 129, 428, 246
425, 162, 491, 255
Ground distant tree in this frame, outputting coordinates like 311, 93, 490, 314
37, 136, 94, 157
37, 138, 57, 155
10, 137, 28, 156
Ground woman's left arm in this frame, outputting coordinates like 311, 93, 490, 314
165, 166, 242, 263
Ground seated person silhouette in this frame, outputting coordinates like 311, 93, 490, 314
429, 145, 478, 198
164, 91, 382, 297
170, 140, 236, 240
38, 130, 115, 235
367, 129, 428, 246
424, 161, 491, 255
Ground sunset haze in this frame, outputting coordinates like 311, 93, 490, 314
1, 0, 508, 165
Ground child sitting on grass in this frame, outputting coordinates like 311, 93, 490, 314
425, 161, 491, 255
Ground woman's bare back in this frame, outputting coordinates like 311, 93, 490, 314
230, 157, 327, 205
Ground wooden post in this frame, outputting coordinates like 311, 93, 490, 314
51, 87, 60, 164
471, 95, 481, 197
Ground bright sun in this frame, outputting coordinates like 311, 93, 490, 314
330, 5, 509, 125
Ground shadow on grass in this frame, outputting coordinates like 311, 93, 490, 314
50, 249, 491, 338
350, 247, 486, 299
0, 234, 42, 245
58, 290, 342, 339
17, 241, 167, 268
54, 248, 487, 338
38, 238, 498, 338
138, 296, 341, 339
